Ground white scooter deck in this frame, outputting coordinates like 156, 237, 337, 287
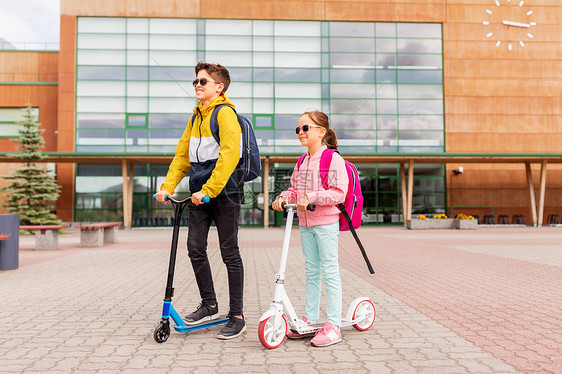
289, 317, 365, 334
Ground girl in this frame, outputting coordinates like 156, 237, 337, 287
272, 110, 348, 347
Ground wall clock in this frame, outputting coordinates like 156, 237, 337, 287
483, 0, 536, 51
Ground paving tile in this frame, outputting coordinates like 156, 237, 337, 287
3, 227, 560, 373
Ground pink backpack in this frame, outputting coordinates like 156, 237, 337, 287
297, 148, 364, 231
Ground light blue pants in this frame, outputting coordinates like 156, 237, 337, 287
299, 222, 342, 327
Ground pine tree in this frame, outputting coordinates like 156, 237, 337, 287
1, 104, 61, 225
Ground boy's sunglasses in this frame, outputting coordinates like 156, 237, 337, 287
192, 78, 220, 87
295, 124, 324, 134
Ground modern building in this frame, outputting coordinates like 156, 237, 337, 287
1, 0, 561, 227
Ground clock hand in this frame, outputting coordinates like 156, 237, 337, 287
503, 20, 530, 28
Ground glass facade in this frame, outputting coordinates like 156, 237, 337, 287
75, 17, 445, 225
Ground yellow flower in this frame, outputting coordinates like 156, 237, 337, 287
456, 214, 474, 220
433, 214, 448, 219
416, 215, 427, 220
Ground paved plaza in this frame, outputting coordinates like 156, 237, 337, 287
1, 225, 561, 373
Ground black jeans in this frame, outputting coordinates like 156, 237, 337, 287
187, 194, 244, 315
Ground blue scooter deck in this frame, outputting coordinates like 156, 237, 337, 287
173, 314, 230, 333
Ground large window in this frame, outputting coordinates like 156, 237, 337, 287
361, 164, 446, 224
75, 17, 445, 224
76, 18, 443, 154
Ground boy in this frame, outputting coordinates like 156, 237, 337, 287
154, 62, 245, 339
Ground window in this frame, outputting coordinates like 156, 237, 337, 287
127, 114, 148, 128
0, 107, 39, 138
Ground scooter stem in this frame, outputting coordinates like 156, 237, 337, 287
164, 202, 187, 300
276, 207, 295, 282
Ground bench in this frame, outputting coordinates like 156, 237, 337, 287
76, 222, 121, 247
483, 215, 496, 224
512, 215, 526, 225
547, 214, 561, 225
19, 225, 70, 250
497, 215, 511, 224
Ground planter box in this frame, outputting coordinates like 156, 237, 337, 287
455, 219, 478, 230
407, 218, 454, 230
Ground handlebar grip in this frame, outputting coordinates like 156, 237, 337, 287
202, 196, 210, 203
151, 194, 171, 201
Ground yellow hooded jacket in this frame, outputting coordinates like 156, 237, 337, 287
160, 94, 242, 198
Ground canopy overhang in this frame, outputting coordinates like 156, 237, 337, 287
2, 152, 560, 228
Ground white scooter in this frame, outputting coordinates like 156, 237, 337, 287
258, 202, 376, 349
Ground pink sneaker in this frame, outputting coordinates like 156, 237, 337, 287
310, 322, 342, 347
287, 317, 316, 339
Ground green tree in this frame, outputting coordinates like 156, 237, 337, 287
1, 105, 61, 225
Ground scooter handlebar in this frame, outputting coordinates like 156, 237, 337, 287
269, 202, 316, 212
152, 194, 210, 204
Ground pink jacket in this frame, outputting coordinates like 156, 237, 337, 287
279, 145, 348, 227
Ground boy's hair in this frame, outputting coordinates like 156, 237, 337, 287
302, 110, 338, 149
195, 62, 231, 94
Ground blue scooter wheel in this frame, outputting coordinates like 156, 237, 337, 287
154, 321, 170, 343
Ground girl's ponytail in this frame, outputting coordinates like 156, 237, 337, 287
324, 128, 338, 149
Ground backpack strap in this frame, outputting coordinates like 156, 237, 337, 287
319, 148, 339, 190
337, 204, 375, 274
190, 112, 197, 128
208, 103, 246, 196
209, 103, 234, 145
296, 154, 307, 171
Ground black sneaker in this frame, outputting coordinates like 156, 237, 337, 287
217, 315, 246, 340
184, 303, 219, 325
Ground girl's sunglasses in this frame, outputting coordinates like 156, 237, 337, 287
295, 124, 324, 134
192, 78, 219, 87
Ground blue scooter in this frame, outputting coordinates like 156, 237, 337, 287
152, 194, 229, 343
